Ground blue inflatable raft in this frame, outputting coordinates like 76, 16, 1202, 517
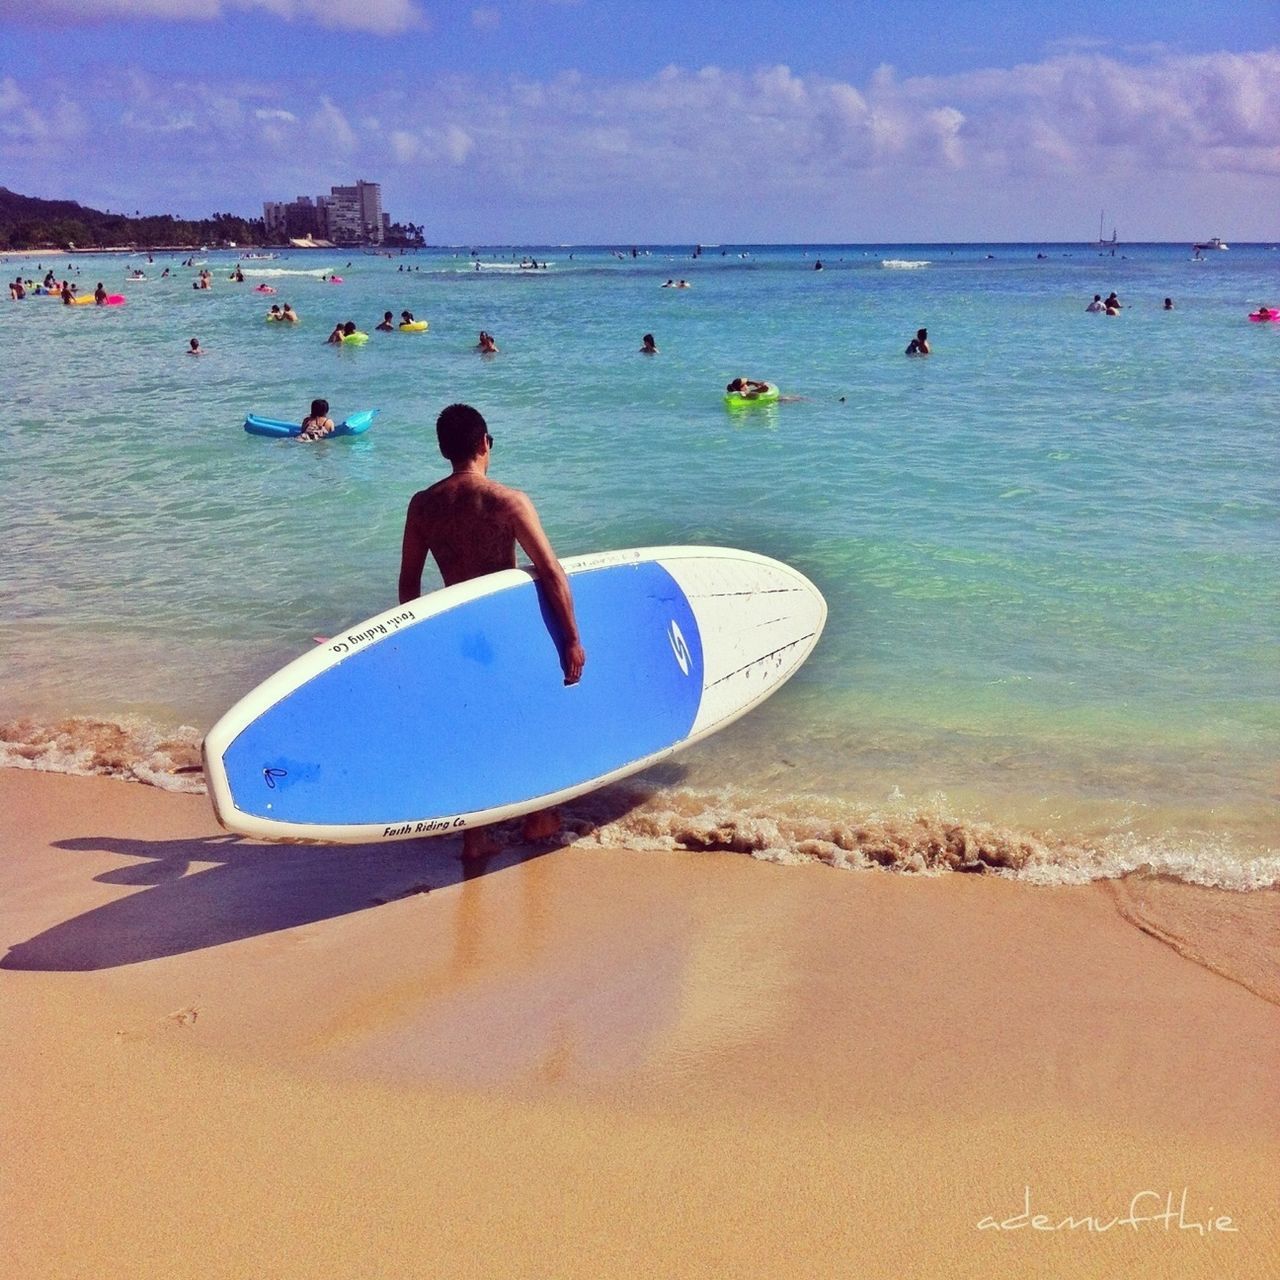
244, 409, 379, 438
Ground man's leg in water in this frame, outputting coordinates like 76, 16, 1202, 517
462, 824, 503, 859
460, 810, 563, 859
520, 808, 561, 841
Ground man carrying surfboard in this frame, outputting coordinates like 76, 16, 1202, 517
398, 403, 586, 858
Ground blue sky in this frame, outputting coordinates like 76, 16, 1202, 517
1, 1, 1277, 241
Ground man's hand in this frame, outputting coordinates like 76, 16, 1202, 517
562, 640, 586, 685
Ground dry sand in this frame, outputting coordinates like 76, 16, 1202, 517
2, 769, 1277, 1278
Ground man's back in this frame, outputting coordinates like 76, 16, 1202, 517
404, 472, 524, 587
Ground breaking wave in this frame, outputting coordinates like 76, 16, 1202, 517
561, 785, 1280, 891
880, 259, 930, 269
237, 267, 335, 278
2, 715, 1275, 890
0, 716, 205, 794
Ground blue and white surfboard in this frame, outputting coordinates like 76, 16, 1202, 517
203, 546, 826, 843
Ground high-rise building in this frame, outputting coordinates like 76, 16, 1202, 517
325, 180, 383, 245
263, 180, 389, 245
262, 200, 287, 238
262, 195, 329, 241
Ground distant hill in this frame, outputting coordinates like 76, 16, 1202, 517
0, 188, 265, 250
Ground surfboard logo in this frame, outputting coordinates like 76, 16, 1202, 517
667, 619, 691, 675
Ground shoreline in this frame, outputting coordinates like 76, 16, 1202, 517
3, 768, 1277, 1277
2, 710, 1276, 892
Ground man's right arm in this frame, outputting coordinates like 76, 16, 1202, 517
398, 495, 430, 604
508, 492, 585, 684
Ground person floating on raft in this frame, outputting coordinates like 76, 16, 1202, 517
297, 398, 335, 441
726, 377, 771, 398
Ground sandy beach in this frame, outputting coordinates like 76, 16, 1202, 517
2, 767, 1276, 1278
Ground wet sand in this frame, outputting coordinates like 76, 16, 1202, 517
2, 769, 1277, 1278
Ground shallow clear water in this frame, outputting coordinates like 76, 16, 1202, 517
1, 242, 1277, 882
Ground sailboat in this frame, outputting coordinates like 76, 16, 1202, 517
1096, 211, 1117, 250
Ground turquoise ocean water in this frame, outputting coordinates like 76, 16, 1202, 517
1, 243, 1276, 885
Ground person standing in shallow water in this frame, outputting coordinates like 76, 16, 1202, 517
398, 403, 586, 859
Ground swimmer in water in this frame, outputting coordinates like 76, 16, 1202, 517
726, 377, 770, 397
376, 311, 395, 332
640, 333, 658, 354
905, 328, 931, 356
326, 323, 345, 345
476, 330, 499, 353
281, 303, 299, 324
298, 398, 335, 441
187, 337, 204, 356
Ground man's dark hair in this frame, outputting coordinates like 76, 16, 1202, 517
437, 403, 489, 463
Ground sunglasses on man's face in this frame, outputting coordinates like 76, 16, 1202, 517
485, 432, 494, 448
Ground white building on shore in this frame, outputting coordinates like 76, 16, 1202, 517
263, 181, 387, 245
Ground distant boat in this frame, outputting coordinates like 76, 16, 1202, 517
1096, 211, 1117, 249
1192, 237, 1229, 251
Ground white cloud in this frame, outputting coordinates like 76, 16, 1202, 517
387, 123, 474, 165
0, 75, 87, 151
4, 46, 1278, 236
0, 0, 425, 35
311, 97, 357, 154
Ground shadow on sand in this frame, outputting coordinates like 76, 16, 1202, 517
0, 779, 671, 972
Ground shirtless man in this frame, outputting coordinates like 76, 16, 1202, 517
398, 403, 586, 858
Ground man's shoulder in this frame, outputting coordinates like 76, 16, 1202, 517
408, 475, 528, 508
408, 477, 452, 507
483, 477, 530, 506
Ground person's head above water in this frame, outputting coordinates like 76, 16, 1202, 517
436, 403, 492, 465
342, 321, 356, 334
310, 398, 329, 418
917, 328, 928, 340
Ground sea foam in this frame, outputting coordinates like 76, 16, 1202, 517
4, 715, 1274, 890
